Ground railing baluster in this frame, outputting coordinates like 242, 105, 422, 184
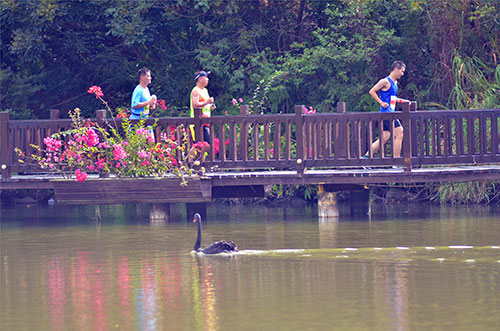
274, 121, 281, 161
491, 113, 499, 156
253, 120, 259, 162
264, 121, 270, 162
479, 114, 486, 162
219, 121, 226, 163
230, 121, 237, 162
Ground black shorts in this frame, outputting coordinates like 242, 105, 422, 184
203, 126, 210, 143
382, 119, 402, 132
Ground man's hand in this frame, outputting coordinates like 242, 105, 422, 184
150, 95, 157, 108
380, 102, 389, 108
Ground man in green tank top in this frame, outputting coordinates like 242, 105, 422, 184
188, 71, 215, 162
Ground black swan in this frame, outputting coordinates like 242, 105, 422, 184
193, 213, 238, 254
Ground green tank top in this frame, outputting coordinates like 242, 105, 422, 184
190, 86, 211, 118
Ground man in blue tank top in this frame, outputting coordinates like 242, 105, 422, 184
365, 61, 409, 161
130, 67, 157, 120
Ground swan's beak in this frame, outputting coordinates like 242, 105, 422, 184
193, 219, 197, 223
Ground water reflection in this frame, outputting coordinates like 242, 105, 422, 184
2, 202, 500, 330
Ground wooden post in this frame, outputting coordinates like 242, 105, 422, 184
240, 105, 249, 161
0, 112, 10, 180
50, 109, 60, 119
193, 107, 203, 142
96, 109, 106, 120
401, 101, 412, 172
295, 105, 306, 174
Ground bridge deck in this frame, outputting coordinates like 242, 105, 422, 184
1, 165, 499, 205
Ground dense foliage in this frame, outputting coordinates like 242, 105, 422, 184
1, 0, 498, 119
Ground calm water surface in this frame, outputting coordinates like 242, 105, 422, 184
1, 202, 499, 331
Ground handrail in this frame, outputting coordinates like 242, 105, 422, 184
1, 105, 499, 181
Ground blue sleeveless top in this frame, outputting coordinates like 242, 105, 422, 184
379, 77, 398, 113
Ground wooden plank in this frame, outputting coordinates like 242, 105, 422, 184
52, 177, 212, 205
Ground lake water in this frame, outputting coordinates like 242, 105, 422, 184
1, 201, 500, 331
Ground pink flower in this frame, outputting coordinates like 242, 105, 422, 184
75, 169, 88, 183
86, 128, 99, 147
138, 150, 147, 158
113, 144, 127, 160
214, 138, 220, 155
44, 137, 62, 152
96, 158, 105, 169
87, 86, 104, 98
238, 98, 243, 103
232, 98, 237, 106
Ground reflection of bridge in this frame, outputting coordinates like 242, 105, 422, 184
1, 103, 499, 211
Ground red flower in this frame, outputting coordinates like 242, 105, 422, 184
156, 99, 167, 110
117, 109, 129, 119
87, 86, 104, 99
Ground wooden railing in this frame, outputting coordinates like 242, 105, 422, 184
1, 103, 499, 180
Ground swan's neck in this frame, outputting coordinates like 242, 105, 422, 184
194, 218, 202, 252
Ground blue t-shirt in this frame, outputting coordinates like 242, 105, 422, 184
379, 77, 398, 113
130, 85, 151, 119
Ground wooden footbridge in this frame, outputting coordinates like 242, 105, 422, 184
1, 102, 499, 205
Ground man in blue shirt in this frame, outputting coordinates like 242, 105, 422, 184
130, 67, 156, 119
366, 61, 409, 160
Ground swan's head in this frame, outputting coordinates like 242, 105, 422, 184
193, 213, 201, 223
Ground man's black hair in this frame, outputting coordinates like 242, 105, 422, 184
391, 61, 406, 71
138, 67, 150, 81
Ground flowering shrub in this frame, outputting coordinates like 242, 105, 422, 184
304, 106, 317, 114
15, 87, 206, 185
231, 97, 244, 106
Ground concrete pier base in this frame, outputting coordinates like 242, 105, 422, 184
318, 190, 339, 218
149, 203, 171, 222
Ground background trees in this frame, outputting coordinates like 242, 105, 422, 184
1, 0, 498, 119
